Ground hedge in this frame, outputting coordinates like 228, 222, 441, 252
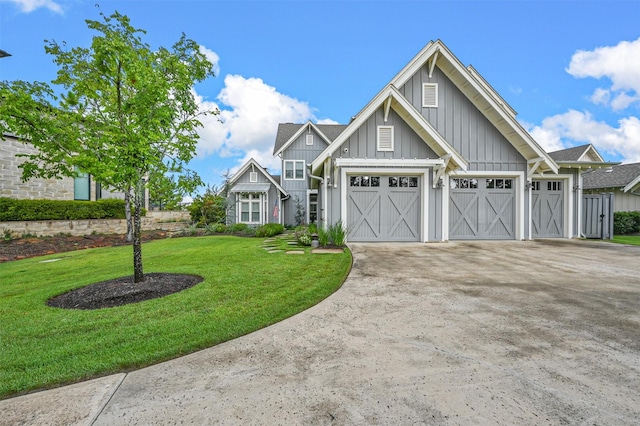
0, 198, 139, 221
613, 211, 640, 235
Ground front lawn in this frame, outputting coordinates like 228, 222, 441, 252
0, 236, 351, 399
611, 235, 640, 246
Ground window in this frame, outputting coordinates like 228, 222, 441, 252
389, 176, 419, 188
531, 181, 540, 191
422, 83, 438, 108
239, 193, 262, 224
284, 160, 305, 180
451, 178, 478, 189
486, 178, 512, 189
74, 168, 90, 200
350, 176, 381, 187
249, 172, 258, 183
548, 181, 562, 191
308, 192, 318, 224
306, 134, 314, 146
377, 126, 394, 151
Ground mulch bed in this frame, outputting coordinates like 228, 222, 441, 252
47, 273, 204, 310
1, 231, 203, 309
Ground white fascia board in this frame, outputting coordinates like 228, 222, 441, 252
335, 158, 444, 168
393, 40, 558, 174
578, 145, 605, 163
275, 121, 334, 157
230, 158, 288, 196
624, 175, 640, 193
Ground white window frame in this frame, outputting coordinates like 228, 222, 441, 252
284, 160, 305, 180
377, 125, 394, 152
238, 192, 263, 224
307, 190, 318, 224
422, 83, 438, 108
249, 172, 258, 183
306, 134, 314, 146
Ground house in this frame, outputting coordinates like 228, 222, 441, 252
227, 40, 613, 241
225, 158, 287, 225
582, 163, 640, 212
1, 133, 131, 203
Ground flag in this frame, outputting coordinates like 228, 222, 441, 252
273, 199, 279, 218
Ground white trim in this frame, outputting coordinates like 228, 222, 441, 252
274, 121, 332, 157
249, 172, 258, 183
229, 158, 288, 197
306, 134, 314, 146
306, 189, 318, 224
237, 192, 264, 225
283, 160, 305, 181
377, 125, 394, 151
340, 167, 429, 243
422, 83, 438, 108
530, 174, 574, 239
449, 170, 526, 240
624, 174, 640, 193
335, 158, 444, 168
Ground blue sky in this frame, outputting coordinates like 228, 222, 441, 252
1, 0, 639, 190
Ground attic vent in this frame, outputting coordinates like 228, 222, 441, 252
377, 125, 394, 152
306, 134, 314, 146
605, 168, 613, 173
422, 83, 438, 108
249, 172, 258, 182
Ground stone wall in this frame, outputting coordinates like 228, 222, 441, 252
1, 137, 75, 200
0, 211, 191, 237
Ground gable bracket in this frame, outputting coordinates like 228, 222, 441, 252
383, 94, 392, 122
428, 49, 440, 79
527, 157, 543, 179
433, 154, 451, 188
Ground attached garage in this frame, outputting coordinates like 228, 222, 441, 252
449, 177, 515, 240
531, 180, 564, 238
347, 175, 421, 242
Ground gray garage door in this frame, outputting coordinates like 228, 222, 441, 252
347, 175, 420, 242
531, 180, 564, 238
450, 177, 515, 240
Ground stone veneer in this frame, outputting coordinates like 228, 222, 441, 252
1, 137, 75, 200
1, 211, 191, 237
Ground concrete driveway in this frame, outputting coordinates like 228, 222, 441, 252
2, 239, 639, 425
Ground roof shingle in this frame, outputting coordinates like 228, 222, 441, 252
582, 163, 640, 189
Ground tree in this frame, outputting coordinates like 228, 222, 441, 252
187, 184, 227, 226
149, 170, 202, 211
0, 11, 216, 282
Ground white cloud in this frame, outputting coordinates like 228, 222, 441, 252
4, 0, 62, 13
198, 45, 220, 77
527, 110, 640, 162
567, 37, 640, 110
194, 73, 332, 173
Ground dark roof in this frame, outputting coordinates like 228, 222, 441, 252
548, 144, 591, 162
582, 163, 640, 189
270, 174, 281, 185
273, 123, 348, 155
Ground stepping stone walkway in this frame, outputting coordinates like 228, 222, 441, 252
259, 232, 344, 255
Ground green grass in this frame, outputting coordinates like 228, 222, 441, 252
611, 235, 640, 246
0, 236, 352, 399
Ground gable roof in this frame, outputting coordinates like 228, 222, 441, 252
389, 40, 558, 174
582, 163, 640, 191
311, 84, 468, 173
273, 122, 348, 156
229, 158, 287, 196
549, 144, 604, 162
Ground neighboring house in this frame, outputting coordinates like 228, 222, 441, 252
226, 40, 613, 242
1, 133, 129, 203
582, 163, 640, 212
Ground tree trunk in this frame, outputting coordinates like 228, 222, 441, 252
133, 182, 144, 283
124, 190, 133, 243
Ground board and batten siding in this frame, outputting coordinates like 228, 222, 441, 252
227, 167, 280, 225
280, 127, 328, 226
399, 65, 527, 173
584, 188, 640, 212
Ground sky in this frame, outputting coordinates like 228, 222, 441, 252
1, 0, 639, 191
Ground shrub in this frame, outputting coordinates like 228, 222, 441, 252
229, 223, 249, 233
187, 186, 227, 226
183, 223, 199, 236
255, 223, 285, 238
614, 211, 640, 235
295, 225, 312, 246
327, 221, 347, 247
0, 198, 134, 221
317, 227, 330, 246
